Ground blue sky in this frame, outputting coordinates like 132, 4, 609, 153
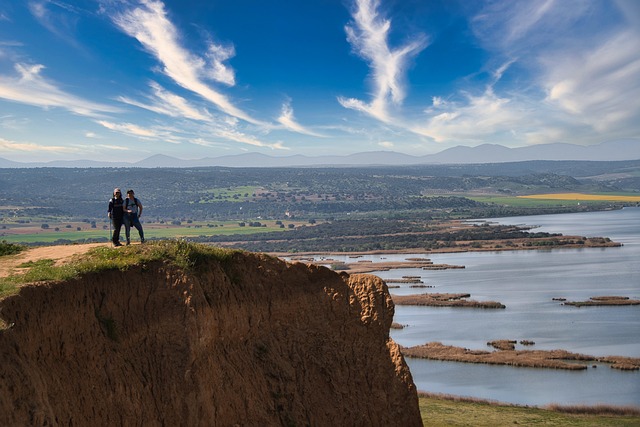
0, 0, 639, 162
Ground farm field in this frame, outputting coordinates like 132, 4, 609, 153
519, 192, 640, 202
469, 192, 640, 207
0, 220, 302, 244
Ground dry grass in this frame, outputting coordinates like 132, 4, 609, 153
545, 403, 640, 416
519, 193, 640, 202
488, 340, 517, 350
419, 392, 640, 426
392, 293, 505, 309
564, 295, 640, 307
402, 342, 640, 370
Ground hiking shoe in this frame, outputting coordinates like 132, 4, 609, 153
126, 241, 130, 246
114, 242, 123, 247
141, 238, 145, 243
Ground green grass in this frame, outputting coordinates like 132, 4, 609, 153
0, 221, 293, 244
0, 240, 239, 299
419, 394, 640, 426
468, 195, 606, 207
194, 185, 259, 202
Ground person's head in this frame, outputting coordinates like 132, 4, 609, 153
127, 189, 135, 198
114, 188, 121, 197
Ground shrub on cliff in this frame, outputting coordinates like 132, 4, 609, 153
0, 241, 25, 257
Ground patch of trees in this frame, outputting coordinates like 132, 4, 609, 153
188, 219, 565, 253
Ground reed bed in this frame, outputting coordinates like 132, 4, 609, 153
401, 342, 640, 371
392, 293, 505, 309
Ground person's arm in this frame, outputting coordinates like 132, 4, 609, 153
108, 200, 112, 218
137, 200, 143, 218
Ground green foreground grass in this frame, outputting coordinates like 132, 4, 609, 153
419, 394, 640, 426
0, 241, 238, 299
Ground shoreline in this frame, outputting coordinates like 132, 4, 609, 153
273, 235, 621, 258
279, 237, 621, 274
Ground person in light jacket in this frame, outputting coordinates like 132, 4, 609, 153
124, 189, 145, 245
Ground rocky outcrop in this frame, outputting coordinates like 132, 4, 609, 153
0, 252, 420, 426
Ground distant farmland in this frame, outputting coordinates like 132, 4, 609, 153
519, 193, 640, 202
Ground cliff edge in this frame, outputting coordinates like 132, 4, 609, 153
0, 248, 420, 426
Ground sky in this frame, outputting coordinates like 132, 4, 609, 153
0, 0, 639, 163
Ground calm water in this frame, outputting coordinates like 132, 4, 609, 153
311, 207, 640, 407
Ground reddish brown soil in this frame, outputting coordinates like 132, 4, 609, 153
0, 252, 421, 426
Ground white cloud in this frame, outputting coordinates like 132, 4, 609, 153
111, 0, 262, 125
277, 101, 325, 137
94, 144, 130, 151
470, 0, 592, 55
215, 127, 287, 150
0, 137, 79, 153
378, 141, 394, 149
205, 43, 236, 86
339, 0, 427, 123
413, 0, 640, 147
543, 29, 640, 132
96, 120, 164, 139
414, 85, 527, 144
0, 63, 121, 117
118, 81, 212, 121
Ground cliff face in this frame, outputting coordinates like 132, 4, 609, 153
0, 252, 420, 426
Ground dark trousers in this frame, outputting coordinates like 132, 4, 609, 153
111, 217, 124, 244
125, 214, 144, 242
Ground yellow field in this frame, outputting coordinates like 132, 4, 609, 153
519, 193, 640, 202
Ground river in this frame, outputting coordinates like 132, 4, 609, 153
323, 207, 640, 407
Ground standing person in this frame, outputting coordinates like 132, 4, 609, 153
124, 189, 145, 244
107, 188, 125, 246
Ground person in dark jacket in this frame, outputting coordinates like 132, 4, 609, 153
107, 188, 125, 246
124, 189, 145, 245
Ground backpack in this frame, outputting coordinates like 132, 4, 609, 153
125, 197, 139, 211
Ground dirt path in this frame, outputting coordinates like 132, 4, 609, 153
0, 243, 105, 278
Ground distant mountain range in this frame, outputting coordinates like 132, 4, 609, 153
1, 139, 638, 168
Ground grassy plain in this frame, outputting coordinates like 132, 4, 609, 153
468, 195, 600, 207
519, 192, 640, 202
419, 394, 640, 426
0, 220, 299, 244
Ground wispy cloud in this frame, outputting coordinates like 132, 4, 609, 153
118, 81, 212, 121
414, 84, 527, 144
111, 0, 262, 125
338, 0, 427, 122
96, 117, 287, 151
96, 120, 164, 139
415, 0, 640, 146
28, 0, 83, 48
93, 143, 131, 151
0, 63, 121, 116
0, 137, 80, 153
543, 29, 640, 133
277, 100, 325, 137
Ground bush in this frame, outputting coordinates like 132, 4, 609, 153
0, 241, 25, 257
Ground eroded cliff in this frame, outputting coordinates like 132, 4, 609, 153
0, 251, 420, 426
